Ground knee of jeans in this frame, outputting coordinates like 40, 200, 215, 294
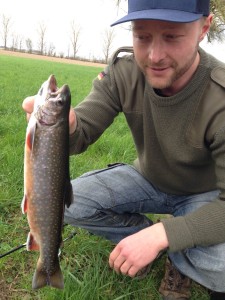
170, 245, 225, 292
185, 245, 225, 291
64, 197, 98, 221
185, 243, 225, 274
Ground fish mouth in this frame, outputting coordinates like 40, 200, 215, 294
35, 106, 57, 126
38, 119, 55, 126
38, 74, 58, 97
50, 84, 70, 100
34, 83, 71, 126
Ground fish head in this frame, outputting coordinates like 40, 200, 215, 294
38, 74, 58, 96
35, 84, 71, 127
34, 75, 58, 112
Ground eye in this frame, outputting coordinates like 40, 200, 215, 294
166, 34, 177, 39
56, 98, 64, 106
135, 34, 148, 40
133, 34, 151, 44
164, 34, 184, 41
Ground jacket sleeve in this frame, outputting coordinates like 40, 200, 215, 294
69, 65, 122, 155
69, 48, 137, 155
162, 76, 225, 252
162, 199, 225, 252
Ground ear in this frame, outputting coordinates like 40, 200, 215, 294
199, 14, 213, 42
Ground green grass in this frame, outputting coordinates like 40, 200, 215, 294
0, 54, 209, 299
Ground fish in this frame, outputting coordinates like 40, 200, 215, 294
34, 74, 58, 112
21, 75, 73, 289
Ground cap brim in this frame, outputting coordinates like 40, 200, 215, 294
111, 9, 203, 26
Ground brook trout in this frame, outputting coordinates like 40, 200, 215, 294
21, 75, 73, 289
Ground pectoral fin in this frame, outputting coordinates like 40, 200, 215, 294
21, 195, 28, 214
64, 180, 73, 208
26, 232, 40, 251
26, 119, 36, 152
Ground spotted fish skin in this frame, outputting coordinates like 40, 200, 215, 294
22, 77, 73, 289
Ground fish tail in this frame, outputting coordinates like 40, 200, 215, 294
32, 262, 64, 289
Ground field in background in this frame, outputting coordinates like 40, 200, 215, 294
0, 49, 107, 68
0, 53, 209, 299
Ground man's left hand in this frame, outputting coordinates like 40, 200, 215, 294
109, 222, 169, 277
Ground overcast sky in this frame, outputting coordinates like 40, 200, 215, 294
0, 0, 225, 62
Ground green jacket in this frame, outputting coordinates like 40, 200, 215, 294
70, 47, 225, 252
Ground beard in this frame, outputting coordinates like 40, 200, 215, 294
140, 47, 199, 91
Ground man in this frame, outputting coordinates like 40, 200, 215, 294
22, 0, 225, 299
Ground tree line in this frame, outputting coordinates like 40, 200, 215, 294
0, 15, 116, 64
1, 0, 224, 63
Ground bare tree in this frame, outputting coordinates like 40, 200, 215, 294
208, 0, 225, 42
102, 28, 115, 63
59, 51, 64, 58
18, 35, 24, 51
37, 22, 47, 55
67, 44, 70, 58
11, 32, 19, 51
26, 38, 33, 53
70, 20, 81, 59
1, 14, 12, 49
47, 42, 56, 56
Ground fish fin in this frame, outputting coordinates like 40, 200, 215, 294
32, 262, 64, 289
64, 180, 73, 208
49, 267, 64, 289
26, 122, 36, 152
32, 269, 47, 289
21, 195, 28, 214
26, 232, 40, 251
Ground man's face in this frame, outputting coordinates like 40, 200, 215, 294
132, 19, 208, 95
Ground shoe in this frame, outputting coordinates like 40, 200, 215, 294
159, 258, 191, 300
135, 261, 153, 279
135, 250, 166, 280
210, 291, 225, 300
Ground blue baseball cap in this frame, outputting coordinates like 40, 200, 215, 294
111, 0, 210, 26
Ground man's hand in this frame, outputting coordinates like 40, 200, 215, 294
22, 96, 77, 134
109, 222, 169, 277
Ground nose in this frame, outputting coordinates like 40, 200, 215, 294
148, 38, 166, 64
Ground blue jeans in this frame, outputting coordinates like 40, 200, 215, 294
64, 163, 225, 292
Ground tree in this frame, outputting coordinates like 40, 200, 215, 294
37, 23, 47, 55
114, 0, 225, 42
70, 21, 81, 59
26, 38, 33, 53
47, 42, 56, 57
1, 14, 11, 49
102, 28, 115, 63
18, 35, 24, 51
67, 44, 70, 58
208, 0, 225, 42
11, 32, 18, 51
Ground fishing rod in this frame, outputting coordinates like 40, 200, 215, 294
0, 230, 77, 259
0, 243, 27, 259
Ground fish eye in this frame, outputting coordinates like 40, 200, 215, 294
57, 99, 63, 106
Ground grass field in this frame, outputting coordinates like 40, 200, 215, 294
0, 54, 210, 299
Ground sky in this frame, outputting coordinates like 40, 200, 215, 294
0, 0, 225, 62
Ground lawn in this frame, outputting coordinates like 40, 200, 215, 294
0, 53, 209, 299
